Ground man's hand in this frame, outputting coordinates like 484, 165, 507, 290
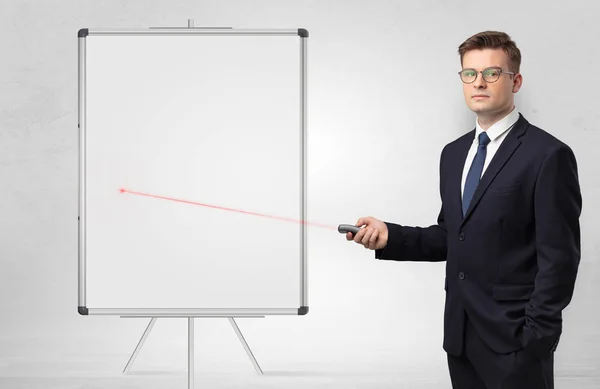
346, 216, 388, 250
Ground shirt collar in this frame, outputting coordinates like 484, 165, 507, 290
475, 106, 520, 143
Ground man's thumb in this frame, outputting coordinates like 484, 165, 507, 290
356, 217, 368, 227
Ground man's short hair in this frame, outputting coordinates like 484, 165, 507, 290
458, 31, 522, 74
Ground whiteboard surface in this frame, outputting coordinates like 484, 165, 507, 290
80, 32, 306, 313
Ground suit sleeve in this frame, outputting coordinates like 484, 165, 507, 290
374, 147, 448, 262
374, 208, 447, 262
519, 145, 582, 357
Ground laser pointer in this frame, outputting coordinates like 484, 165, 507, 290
337, 224, 361, 235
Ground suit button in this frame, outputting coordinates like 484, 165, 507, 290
458, 272, 465, 280
459, 232, 465, 241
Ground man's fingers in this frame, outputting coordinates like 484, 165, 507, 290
361, 228, 373, 247
353, 227, 366, 243
345, 218, 381, 250
368, 229, 379, 249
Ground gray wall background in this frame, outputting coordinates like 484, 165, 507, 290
1, 0, 599, 388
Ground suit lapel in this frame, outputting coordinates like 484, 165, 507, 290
460, 114, 528, 226
450, 132, 474, 224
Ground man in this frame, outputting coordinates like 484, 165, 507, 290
347, 31, 582, 388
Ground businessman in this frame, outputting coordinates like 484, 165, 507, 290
347, 31, 582, 388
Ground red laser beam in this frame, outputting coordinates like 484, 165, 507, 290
119, 188, 337, 231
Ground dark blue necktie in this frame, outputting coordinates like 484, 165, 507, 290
462, 131, 491, 216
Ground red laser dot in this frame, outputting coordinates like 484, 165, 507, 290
119, 188, 126, 193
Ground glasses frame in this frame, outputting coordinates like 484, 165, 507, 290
458, 66, 515, 84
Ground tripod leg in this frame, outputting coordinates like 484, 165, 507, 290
123, 317, 157, 373
188, 317, 194, 389
228, 317, 263, 375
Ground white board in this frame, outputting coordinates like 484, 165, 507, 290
77, 28, 309, 317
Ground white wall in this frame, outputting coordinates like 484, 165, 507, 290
1, 0, 598, 387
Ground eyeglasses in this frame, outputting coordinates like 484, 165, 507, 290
458, 67, 515, 84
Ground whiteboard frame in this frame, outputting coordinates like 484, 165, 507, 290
77, 27, 309, 317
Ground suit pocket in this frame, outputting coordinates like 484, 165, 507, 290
488, 183, 521, 195
492, 284, 534, 301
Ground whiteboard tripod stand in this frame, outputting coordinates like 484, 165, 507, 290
121, 316, 264, 388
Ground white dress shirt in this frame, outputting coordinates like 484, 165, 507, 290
461, 107, 521, 199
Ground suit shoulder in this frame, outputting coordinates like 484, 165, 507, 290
449, 129, 474, 145
441, 129, 473, 155
523, 123, 575, 155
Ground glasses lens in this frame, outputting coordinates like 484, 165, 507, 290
482, 68, 501, 82
460, 69, 477, 83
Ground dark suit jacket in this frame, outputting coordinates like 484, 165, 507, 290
375, 113, 582, 359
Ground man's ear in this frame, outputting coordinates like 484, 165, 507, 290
512, 73, 523, 93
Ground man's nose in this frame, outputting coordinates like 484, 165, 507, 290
473, 72, 487, 88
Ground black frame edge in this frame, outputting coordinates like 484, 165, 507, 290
78, 306, 89, 315
78, 28, 89, 38
298, 28, 309, 38
298, 306, 309, 315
